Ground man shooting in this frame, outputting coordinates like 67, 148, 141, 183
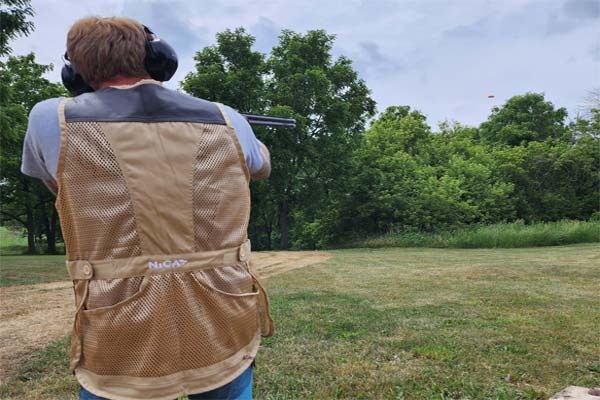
20, 16, 274, 400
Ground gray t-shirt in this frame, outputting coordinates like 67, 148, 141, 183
21, 96, 266, 182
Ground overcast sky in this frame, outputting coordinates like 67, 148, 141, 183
9, 0, 600, 128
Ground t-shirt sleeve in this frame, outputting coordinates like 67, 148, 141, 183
20, 98, 63, 181
222, 105, 270, 178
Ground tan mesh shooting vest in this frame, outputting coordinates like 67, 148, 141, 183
54, 80, 274, 400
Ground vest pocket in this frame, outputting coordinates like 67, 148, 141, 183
190, 264, 258, 297
82, 276, 149, 314
76, 267, 260, 378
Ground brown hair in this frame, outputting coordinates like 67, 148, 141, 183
66, 17, 149, 86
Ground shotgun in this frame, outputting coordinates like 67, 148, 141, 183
242, 114, 296, 128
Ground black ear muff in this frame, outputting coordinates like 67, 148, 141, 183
61, 52, 94, 96
143, 26, 178, 82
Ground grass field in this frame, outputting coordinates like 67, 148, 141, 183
0, 226, 65, 257
0, 254, 68, 286
1, 244, 599, 399
0, 226, 29, 256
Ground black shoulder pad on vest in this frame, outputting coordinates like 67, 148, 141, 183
65, 84, 226, 124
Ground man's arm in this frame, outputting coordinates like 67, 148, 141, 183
20, 98, 63, 192
223, 105, 271, 180
42, 179, 58, 196
252, 141, 271, 180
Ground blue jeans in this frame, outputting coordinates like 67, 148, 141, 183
79, 365, 253, 400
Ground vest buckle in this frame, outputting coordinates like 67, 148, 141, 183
82, 262, 94, 279
238, 240, 251, 262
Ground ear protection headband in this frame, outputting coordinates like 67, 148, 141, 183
61, 25, 178, 96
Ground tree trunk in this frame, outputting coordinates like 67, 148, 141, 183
265, 220, 272, 250
26, 209, 35, 254
43, 209, 50, 251
279, 200, 289, 249
23, 179, 36, 255
47, 207, 58, 254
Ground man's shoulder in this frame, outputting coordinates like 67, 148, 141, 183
65, 84, 225, 124
27, 97, 64, 141
22, 97, 63, 181
29, 97, 64, 121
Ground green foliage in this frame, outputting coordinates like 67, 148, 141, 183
479, 92, 569, 146
322, 94, 599, 246
355, 220, 600, 249
181, 28, 266, 113
571, 108, 600, 139
0, 0, 34, 56
0, 225, 26, 254
492, 134, 600, 222
446, 219, 600, 248
265, 30, 375, 249
335, 109, 515, 239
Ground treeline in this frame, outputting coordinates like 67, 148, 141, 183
1, 5, 598, 253
318, 99, 599, 248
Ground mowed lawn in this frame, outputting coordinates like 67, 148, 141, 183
0, 254, 68, 286
1, 244, 599, 399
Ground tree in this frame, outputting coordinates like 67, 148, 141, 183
0, 0, 34, 56
492, 138, 598, 222
478, 93, 599, 222
572, 89, 600, 140
337, 108, 514, 237
479, 93, 569, 146
266, 29, 376, 249
434, 123, 515, 225
181, 28, 266, 113
0, 54, 67, 254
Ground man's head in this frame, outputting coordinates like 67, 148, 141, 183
66, 16, 150, 88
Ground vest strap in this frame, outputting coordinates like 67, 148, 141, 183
214, 102, 233, 128
66, 240, 251, 280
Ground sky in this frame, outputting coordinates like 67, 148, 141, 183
8, 0, 600, 128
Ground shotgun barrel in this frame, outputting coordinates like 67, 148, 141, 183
242, 114, 296, 128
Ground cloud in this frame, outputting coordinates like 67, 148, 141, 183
359, 42, 390, 65
590, 42, 600, 62
546, 0, 600, 35
443, 0, 598, 41
249, 16, 280, 55
121, 0, 209, 55
444, 17, 490, 39
563, 0, 600, 20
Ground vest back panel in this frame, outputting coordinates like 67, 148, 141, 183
57, 83, 250, 261
53, 82, 265, 400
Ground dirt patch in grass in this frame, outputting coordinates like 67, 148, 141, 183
252, 251, 331, 278
0, 281, 73, 380
0, 251, 331, 381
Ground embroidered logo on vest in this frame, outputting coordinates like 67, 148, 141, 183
147, 259, 188, 270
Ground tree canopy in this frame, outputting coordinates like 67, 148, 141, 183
479, 93, 569, 146
0, 0, 34, 56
